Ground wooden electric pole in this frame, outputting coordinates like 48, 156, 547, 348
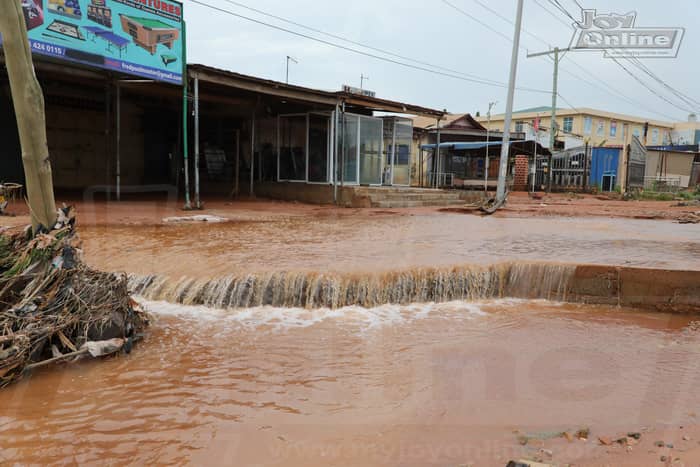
0, 0, 57, 232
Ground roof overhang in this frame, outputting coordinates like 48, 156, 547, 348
188, 64, 445, 118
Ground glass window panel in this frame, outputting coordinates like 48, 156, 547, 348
279, 115, 307, 181
563, 117, 573, 133
308, 114, 329, 182
359, 116, 383, 185
341, 115, 358, 184
392, 121, 412, 185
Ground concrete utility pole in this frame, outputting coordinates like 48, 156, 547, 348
495, 0, 524, 203
484, 101, 497, 193
0, 0, 57, 232
527, 47, 571, 192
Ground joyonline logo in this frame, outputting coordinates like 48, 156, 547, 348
571, 10, 684, 58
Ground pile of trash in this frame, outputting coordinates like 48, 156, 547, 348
0, 207, 149, 388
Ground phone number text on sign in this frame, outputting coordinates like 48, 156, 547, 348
31, 41, 66, 57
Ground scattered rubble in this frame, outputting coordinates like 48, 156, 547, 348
677, 212, 700, 224
163, 215, 227, 223
675, 199, 700, 207
506, 461, 555, 467
575, 427, 590, 440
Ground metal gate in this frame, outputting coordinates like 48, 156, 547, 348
535, 146, 589, 191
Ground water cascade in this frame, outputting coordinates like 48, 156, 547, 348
129, 262, 576, 309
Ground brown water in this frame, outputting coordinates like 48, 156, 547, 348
2, 299, 699, 466
81, 214, 700, 278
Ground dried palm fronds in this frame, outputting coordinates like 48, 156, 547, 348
0, 214, 148, 388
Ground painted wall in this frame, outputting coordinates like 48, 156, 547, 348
645, 150, 696, 188
478, 112, 673, 149
590, 147, 620, 190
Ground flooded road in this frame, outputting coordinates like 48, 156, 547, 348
81, 214, 700, 278
2, 300, 699, 466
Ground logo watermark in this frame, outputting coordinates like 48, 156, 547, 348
570, 10, 684, 58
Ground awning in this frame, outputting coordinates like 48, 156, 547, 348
420, 141, 505, 151
420, 140, 551, 156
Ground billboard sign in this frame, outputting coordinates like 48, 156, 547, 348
1, 0, 183, 84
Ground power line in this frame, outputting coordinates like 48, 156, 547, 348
468, 0, 554, 48
557, 92, 581, 113
541, 0, 689, 119
547, 0, 579, 23
626, 57, 700, 110
459, 0, 681, 120
188, 0, 551, 94
611, 57, 695, 114
532, 0, 572, 28
216, 0, 509, 86
569, 0, 585, 11
441, 0, 514, 43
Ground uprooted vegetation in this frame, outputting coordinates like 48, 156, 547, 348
0, 216, 148, 388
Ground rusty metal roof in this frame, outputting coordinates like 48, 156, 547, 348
188, 64, 446, 118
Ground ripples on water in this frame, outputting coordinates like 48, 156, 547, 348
1, 300, 699, 466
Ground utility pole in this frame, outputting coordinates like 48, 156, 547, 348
0, 0, 57, 232
484, 101, 497, 193
360, 74, 369, 91
495, 0, 524, 203
527, 47, 571, 192
286, 56, 298, 84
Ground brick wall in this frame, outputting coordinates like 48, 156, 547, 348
513, 154, 529, 191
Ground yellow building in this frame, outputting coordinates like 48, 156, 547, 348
476, 106, 675, 148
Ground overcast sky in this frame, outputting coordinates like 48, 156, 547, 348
184, 0, 699, 122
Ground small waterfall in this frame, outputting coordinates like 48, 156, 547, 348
129, 262, 576, 310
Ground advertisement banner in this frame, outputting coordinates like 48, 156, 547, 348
1, 0, 183, 84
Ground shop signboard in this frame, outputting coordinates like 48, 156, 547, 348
2, 0, 183, 84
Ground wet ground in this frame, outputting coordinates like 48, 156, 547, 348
1, 195, 699, 466
79, 213, 700, 278
1, 300, 700, 466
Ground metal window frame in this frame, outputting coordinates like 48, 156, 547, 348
391, 119, 414, 187
307, 111, 333, 185
357, 113, 384, 186
277, 112, 309, 183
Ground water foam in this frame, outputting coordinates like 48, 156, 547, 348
137, 298, 492, 331
130, 262, 576, 311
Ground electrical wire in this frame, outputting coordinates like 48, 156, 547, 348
611, 57, 695, 114
188, 0, 551, 94
626, 57, 700, 110
460, 0, 680, 120
542, 0, 692, 119
216, 0, 511, 86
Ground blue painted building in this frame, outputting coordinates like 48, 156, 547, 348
590, 147, 621, 191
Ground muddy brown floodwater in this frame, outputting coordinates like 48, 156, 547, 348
80, 213, 700, 277
1, 300, 700, 466
2, 199, 700, 466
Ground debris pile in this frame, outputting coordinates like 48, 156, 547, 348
677, 212, 700, 224
0, 208, 149, 388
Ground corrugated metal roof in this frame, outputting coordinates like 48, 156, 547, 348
188, 64, 446, 118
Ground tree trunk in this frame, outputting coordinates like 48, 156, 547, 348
0, 0, 56, 232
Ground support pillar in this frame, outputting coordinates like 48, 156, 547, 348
116, 82, 121, 201
250, 111, 256, 197
193, 75, 201, 208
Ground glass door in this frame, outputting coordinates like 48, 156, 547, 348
359, 115, 382, 185
340, 114, 358, 184
392, 120, 412, 186
278, 114, 307, 181
308, 114, 330, 183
